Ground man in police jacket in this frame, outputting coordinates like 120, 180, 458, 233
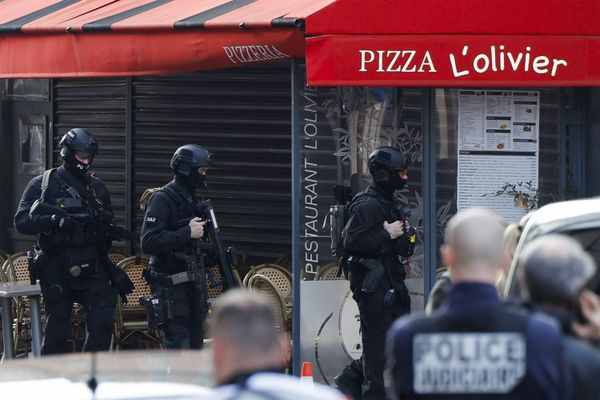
140, 144, 215, 349
386, 208, 565, 400
14, 128, 128, 354
336, 146, 414, 400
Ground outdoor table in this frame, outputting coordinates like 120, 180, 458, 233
0, 282, 42, 359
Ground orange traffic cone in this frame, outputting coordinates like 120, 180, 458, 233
301, 361, 314, 383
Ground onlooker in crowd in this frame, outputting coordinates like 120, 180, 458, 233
386, 208, 565, 399
336, 146, 415, 400
517, 234, 600, 400
211, 289, 345, 400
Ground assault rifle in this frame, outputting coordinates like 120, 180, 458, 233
186, 199, 242, 291
29, 199, 135, 243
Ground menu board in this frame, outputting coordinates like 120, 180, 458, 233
457, 90, 540, 222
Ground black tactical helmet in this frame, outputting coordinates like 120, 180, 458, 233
59, 128, 99, 158
368, 146, 408, 192
170, 144, 214, 176
59, 128, 98, 178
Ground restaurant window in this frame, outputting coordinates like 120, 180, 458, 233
3, 79, 49, 101
300, 86, 426, 309
433, 88, 561, 268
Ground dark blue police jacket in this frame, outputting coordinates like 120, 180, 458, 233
386, 282, 564, 400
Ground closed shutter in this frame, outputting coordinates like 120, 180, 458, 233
52, 79, 128, 227
132, 64, 292, 265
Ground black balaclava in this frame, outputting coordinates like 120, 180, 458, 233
59, 128, 98, 181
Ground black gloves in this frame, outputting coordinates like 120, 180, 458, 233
107, 263, 135, 303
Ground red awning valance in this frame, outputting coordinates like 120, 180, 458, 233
0, 0, 334, 78
305, 0, 600, 86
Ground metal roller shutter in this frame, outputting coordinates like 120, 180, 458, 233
52, 79, 128, 229
132, 64, 292, 265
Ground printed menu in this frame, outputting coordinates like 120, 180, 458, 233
457, 90, 540, 222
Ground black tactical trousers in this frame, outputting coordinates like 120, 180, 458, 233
339, 273, 410, 400
150, 279, 205, 349
358, 289, 393, 400
40, 260, 116, 354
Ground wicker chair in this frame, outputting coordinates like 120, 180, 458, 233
108, 251, 129, 266
243, 264, 292, 331
315, 262, 346, 280
247, 273, 287, 333
2, 252, 35, 356
112, 255, 161, 350
0, 250, 9, 282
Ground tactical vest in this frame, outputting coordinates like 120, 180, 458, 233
343, 187, 409, 287
38, 168, 108, 251
398, 306, 558, 399
148, 185, 199, 274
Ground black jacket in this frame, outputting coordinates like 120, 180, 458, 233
14, 166, 113, 252
140, 179, 214, 273
343, 184, 409, 289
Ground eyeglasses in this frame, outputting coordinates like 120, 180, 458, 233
397, 169, 408, 178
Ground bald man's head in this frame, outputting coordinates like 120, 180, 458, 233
211, 289, 287, 385
443, 208, 506, 281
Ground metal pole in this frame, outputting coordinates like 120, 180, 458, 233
1, 297, 14, 359
29, 296, 42, 357
290, 58, 302, 376
422, 89, 436, 301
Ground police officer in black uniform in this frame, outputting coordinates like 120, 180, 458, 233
140, 144, 215, 349
335, 146, 414, 400
14, 128, 131, 354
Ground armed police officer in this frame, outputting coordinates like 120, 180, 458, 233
335, 146, 415, 400
14, 128, 133, 354
141, 144, 216, 349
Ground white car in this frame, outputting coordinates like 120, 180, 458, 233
503, 198, 600, 298
0, 350, 215, 400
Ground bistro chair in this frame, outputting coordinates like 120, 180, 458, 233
0, 250, 9, 282
315, 262, 345, 280
112, 255, 161, 350
243, 264, 292, 332
247, 273, 287, 333
2, 251, 36, 356
108, 250, 129, 266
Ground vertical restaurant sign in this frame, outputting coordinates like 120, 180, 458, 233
305, 35, 600, 86
456, 90, 540, 223
302, 86, 321, 278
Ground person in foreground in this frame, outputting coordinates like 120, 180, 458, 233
211, 289, 345, 400
386, 208, 565, 399
517, 234, 600, 400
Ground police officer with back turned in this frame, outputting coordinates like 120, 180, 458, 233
141, 144, 216, 349
335, 146, 415, 400
15, 128, 133, 354
387, 208, 565, 400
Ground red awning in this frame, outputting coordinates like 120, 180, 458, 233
305, 0, 600, 86
0, 0, 334, 78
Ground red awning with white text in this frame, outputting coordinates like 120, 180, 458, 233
304, 0, 600, 86
0, 0, 334, 78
